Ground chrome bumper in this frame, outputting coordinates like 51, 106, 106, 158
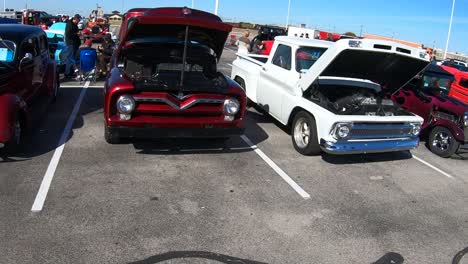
320, 138, 419, 155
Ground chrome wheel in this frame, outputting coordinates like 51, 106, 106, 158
293, 117, 310, 149
432, 131, 451, 152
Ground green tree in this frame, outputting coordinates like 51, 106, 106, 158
343, 32, 357, 37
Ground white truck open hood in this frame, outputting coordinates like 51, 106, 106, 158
297, 39, 430, 92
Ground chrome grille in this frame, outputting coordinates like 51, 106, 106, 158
133, 96, 224, 110
350, 123, 413, 140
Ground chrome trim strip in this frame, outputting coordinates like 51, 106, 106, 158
320, 137, 419, 155
133, 97, 224, 110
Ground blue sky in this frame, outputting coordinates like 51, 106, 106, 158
10, 0, 468, 54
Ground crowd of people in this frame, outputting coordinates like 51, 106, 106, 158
62, 14, 114, 79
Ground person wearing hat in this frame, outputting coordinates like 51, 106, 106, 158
97, 33, 115, 76
64, 14, 82, 78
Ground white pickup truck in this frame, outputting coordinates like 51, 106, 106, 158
231, 37, 430, 155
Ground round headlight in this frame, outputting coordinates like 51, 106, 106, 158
223, 98, 240, 115
116, 95, 135, 114
411, 123, 422, 136
337, 125, 351, 139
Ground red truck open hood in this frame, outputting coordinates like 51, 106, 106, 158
121, 7, 232, 58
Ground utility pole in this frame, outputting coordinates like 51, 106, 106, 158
359, 25, 363, 37
3, 0, 6, 12
122, 0, 124, 13
286, 0, 291, 28
444, 0, 456, 59
214, 0, 219, 15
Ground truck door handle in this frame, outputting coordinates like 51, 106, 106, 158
262, 67, 267, 71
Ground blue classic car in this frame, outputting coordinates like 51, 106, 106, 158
45, 22, 66, 72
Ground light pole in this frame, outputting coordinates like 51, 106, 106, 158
444, 0, 456, 59
3, 0, 5, 12
286, 0, 291, 28
214, 0, 219, 15
192, 0, 194, 8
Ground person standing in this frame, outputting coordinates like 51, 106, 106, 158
98, 34, 115, 76
64, 14, 82, 78
236, 31, 251, 54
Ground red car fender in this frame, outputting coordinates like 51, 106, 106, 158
44, 61, 58, 97
429, 119, 465, 142
104, 68, 136, 124
0, 94, 27, 143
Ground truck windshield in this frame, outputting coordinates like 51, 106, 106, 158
296, 46, 327, 73
421, 72, 454, 94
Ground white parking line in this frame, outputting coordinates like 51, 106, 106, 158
240, 135, 311, 199
31, 81, 90, 212
412, 155, 455, 179
60, 85, 103, 88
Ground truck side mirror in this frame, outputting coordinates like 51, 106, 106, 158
19, 53, 33, 71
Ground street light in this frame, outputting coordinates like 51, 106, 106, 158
286, 0, 291, 28
214, 0, 219, 15
444, 0, 456, 59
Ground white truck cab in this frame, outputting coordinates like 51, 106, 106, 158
231, 36, 430, 155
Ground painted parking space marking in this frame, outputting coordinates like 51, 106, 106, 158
240, 135, 311, 199
60, 85, 104, 88
31, 81, 90, 212
413, 155, 455, 179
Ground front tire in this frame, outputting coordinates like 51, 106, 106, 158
104, 125, 120, 144
428, 126, 460, 158
291, 111, 321, 156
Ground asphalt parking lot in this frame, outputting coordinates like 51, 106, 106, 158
1, 46, 468, 264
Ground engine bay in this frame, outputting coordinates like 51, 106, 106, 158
304, 79, 412, 116
120, 43, 228, 93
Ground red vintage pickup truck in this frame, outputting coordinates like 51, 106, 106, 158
103, 7, 246, 143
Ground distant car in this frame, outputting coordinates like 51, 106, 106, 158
392, 64, 468, 158
82, 19, 109, 42
45, 22, 66, 72
440, 65, 468, 105
0, 25, 59, 153
437, 59, 468, 68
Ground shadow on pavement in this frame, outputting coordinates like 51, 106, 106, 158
373, 252, 404, 264
128, 251, 267, 264
132, 109, 270, 155
321, 151, 413, 165
0, 87, 103, 162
